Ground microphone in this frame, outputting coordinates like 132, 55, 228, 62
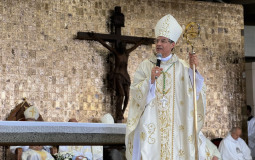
156, 53, 162, 67
155, 53, 162, 79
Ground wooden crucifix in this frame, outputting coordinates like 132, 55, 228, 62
76, 6, 154, 123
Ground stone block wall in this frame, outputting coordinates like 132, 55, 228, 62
0, 0, 245, 141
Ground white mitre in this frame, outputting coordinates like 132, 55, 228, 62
24, 106, 40, 120
100, 113, 114, 124
155, 14, 182, 42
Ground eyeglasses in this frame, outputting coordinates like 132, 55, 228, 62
154, 39, 172, 44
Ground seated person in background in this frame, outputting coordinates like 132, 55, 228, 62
58, 116, 111, 160
219, 127, 252, 160
10, 106, 54, 160
58, 118, 92, 160
199, 131, 221, 160
247, 105, 255, 159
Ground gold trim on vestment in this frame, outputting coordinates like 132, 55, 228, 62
172, 64, 175, 159
157, 63, 176, 159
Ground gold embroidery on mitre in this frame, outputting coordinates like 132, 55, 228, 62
181, 76, 184, 81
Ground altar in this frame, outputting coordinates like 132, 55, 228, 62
0, 121, 126, 146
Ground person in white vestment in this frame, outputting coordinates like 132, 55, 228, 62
125, 14, 206, 160
58, 115, 115, 160
199, 131, 221, 160
247, 105, 255, 160
219, 127, 252, 160
10, 106, 54, 160
58, 118, 92, 160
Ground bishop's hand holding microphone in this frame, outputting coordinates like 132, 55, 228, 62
151, 53, 163, 84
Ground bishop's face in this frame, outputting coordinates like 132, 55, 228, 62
155, 36, 175, 58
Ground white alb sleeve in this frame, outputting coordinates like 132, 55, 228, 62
188, 68, 204, 100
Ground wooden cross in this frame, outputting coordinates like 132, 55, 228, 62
77, 6, 154, 47
76, 6, 154, 122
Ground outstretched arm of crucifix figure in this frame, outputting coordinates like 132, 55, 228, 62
125, 38, 146, 54
88, 32, 119, 55
89, 32, 146, 55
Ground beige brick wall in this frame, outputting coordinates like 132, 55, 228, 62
0, 0, 245, 145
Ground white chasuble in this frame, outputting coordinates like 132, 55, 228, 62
204, 138, 221, 160
21, 149, 54, 160
125, 54, 206, 160
10, 146, 54, 160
